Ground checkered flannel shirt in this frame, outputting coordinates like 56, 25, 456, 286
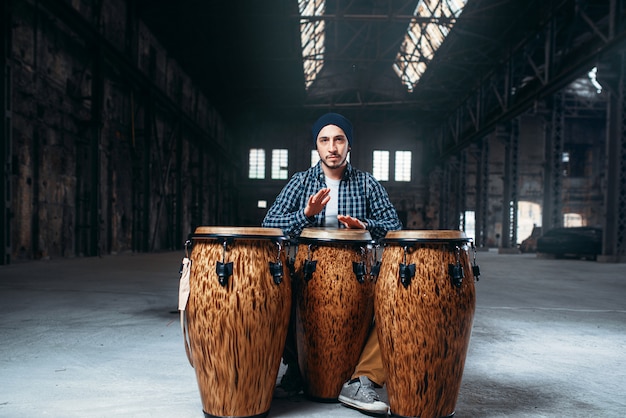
262, 162, 402, 241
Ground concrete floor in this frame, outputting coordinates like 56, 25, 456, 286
1, 249, 625, 418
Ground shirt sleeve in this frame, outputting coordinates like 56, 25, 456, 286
362, 173, 403, 240
261, 172, 316, 238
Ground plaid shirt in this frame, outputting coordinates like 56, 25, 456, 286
262, 162, 402, 240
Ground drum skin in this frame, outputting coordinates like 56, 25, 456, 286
293, 228, 374, 401
376, 230, 476, 418
186, 227, 291, 418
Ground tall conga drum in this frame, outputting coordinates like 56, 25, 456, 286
185, 227, 291, 418
376, 230, 477, 418
293, 227, 375, 401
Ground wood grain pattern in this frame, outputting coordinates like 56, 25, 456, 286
186, 233, 291, 418
376, 233, 476, 418
293, 240, 374, 401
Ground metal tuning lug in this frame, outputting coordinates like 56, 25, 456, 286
269, 261, 283, 285
449, 245, 464, 288
399, 263, 416, 288
399, 246, 415, 288
215, 239, 233, 287
216, 261, 233, 287
353, 261, 366, 284
471, 242, 481, 281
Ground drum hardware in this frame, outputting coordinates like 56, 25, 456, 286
399, 245, 416, 288
286, 259, 296, 276
352, 263, 366, 283
471, 242, 481, 281
185, 227, 291, 417
377, 230, 476, 417
351, 245, 369, 283
448, 245, 465, 288
369, 244, 381, 278
294, 227, 375, 400
303, 244, 318, 281
269, 241, 284, 285
215, 239, 234, 286
285, 240, 297, 276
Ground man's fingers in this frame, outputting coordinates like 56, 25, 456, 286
311, 188, 330, 205
337, 215, 365, 229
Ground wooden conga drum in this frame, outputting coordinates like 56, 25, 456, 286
376, 230, 477, 418
186, 227, 291, 418
293, 227, 375, 401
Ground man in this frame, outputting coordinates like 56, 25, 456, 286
262, 112, 402, 415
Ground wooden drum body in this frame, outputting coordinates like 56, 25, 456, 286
376, 230, 476, 418
293, 227, 375, 401
186, 227, 291, 418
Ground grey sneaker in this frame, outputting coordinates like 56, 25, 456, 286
338, 376, 389, 415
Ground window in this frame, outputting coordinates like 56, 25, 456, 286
298, 0, 326, 90
461, 210, 475, 241
395, 151, 412, 182
311, 150, 320, 167
393, 0, 467, 92
249, 148, 265, 179
373, 150, 389, 181
271, 149, 289, 179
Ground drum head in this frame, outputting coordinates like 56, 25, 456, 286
299, 227, 372, 243
192, 226, 285, 240
383, 230, 471, 244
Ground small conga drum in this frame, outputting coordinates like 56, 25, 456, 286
376, 230, 477, 418
293, 227, 375, 401
185, 227, 291, 418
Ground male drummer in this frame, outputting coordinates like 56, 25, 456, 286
262, 112, 402, 415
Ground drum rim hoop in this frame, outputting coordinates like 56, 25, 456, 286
383, 229, 472, 244
298, 227, 373, 243
192, 226, 286, 240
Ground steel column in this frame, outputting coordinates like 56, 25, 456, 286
542, 92, 565, 231
1, 0, 11, 264
500, 120, 519, 249
475, 137, 489, 248
458, 152, 467, 232
440, 160, 451, 229
601, 51, 626, 262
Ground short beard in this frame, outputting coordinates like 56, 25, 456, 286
320, 154, 348, 170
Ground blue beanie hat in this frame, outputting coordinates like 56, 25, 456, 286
311, 113, 353, 147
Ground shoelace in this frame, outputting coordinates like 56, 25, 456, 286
358, 383, 380, 402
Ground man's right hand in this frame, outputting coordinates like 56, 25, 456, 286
304, 188, 331, 218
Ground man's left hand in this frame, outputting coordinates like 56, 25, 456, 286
338, 215, 366, 230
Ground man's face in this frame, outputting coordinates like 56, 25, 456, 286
316, 124, 350, 170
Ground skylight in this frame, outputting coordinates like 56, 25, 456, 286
393, 0, 467, 92
298, 0, 326, 90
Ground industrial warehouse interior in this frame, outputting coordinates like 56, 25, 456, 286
1, 0, 625, 417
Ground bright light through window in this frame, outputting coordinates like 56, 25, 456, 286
311, 150, 320, 166
271, 149, 289, 179
299, 0, 326, 90
588, 67, 603, 93
393, 0, 467, 92
395, 151, 412, 182
249, 148, 265, 179
373, 150, 389, 181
